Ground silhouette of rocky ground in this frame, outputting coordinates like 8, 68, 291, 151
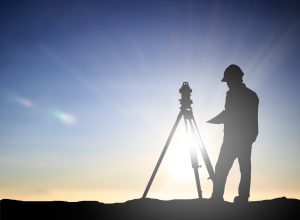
1, 197, 299, 220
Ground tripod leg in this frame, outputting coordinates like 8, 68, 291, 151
190, 117, 215, 180
185, 118, 202, 199
142, 112, 183, 198
193, 166, 202, 198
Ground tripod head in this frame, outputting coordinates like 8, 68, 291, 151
179, 82, 193, 111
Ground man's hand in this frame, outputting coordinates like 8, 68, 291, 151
207, 111, 225, 124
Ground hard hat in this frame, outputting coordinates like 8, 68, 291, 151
221, 64, 244, 82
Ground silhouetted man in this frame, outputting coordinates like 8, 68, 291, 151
208, 64, 259, 203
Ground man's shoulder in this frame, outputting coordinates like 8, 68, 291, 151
244, 86, 259, 100
244, 86, 257, 95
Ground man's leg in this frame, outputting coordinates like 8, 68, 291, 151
237, 143, 252, 200
212, 142, 236, 200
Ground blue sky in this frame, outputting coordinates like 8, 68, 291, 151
0, 0, 299, 202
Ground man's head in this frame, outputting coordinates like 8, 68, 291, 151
222, 64, 244, 89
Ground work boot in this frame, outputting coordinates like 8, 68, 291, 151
210, 194, 224, 202
234, 196, 248, 204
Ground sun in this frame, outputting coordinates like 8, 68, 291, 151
165, 126, 198, 182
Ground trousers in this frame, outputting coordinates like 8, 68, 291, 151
212, 137, 253, 199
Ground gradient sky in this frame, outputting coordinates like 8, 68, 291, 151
0, 0, 299, 203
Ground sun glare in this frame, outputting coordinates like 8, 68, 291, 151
166, 126, 198, 183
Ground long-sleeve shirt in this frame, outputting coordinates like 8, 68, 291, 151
208, 83, 259, 142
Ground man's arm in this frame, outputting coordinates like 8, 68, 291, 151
207, 111, 226, 124
207, 91, 229, 124
250, 94, 259, 142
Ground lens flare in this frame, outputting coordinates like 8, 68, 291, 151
18, 98, 35, 108
12, 95, 35, 109
53, 111, 77, 126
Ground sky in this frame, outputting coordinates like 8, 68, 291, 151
0, 0, 299, 203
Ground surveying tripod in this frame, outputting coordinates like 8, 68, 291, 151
142, 82, 214, 199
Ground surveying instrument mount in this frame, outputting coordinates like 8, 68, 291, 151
142, 82, 214, 199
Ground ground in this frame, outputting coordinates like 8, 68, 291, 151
1, 197, 299, 220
